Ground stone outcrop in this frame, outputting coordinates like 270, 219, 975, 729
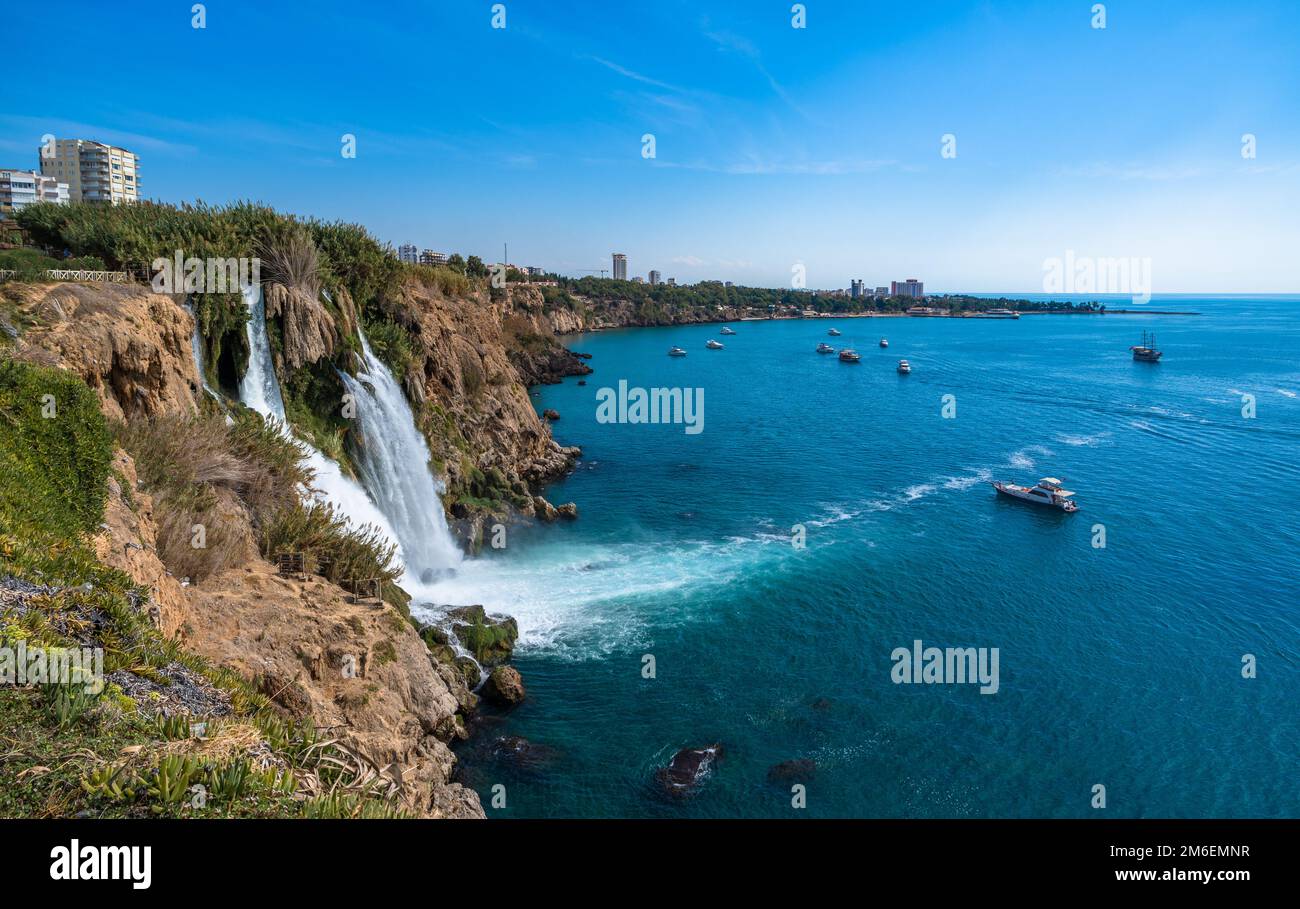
483, 665, 526, 706
178, 562, 482, 818
7, 282, 200, 420
264, 281, 338, 371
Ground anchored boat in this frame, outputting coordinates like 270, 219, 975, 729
991, 477, 1078, 512
897, 359, 911, 374
668, 346, 687, 357
1131, 330, 1162, 362
838, 348, 860, 362
816, 342, 836, 354
706, 339, 724, 349
828, 328, 842, 336
720, 326, 736, 335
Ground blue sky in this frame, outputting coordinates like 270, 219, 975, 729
4, 0, 1298, 291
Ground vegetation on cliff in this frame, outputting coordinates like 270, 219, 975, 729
0, 356, 420, 818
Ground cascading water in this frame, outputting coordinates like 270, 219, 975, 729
338, 332, 464, 594
236, 285, 404, 566
183, 302, 220, 400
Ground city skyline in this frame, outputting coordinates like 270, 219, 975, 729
2, 1, 1299, 291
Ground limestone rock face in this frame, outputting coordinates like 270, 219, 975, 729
11, 282, 199, 420
92, 450, 190, 638
179, 562, 483, 818
264, 282, 337, 372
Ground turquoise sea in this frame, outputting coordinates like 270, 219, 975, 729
446, 295, 1300, 818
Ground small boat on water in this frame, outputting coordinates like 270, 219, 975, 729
706, 339, 724, 350
973, 308, 1020, 319
879, 338, 889, 348
828, 328, 842, 336
719, 327, 736, 335
668, 346, 687, 357
897, 359, 911, 374
816, 342, 836, 354
1131, 330, 1162, 362
838, 348, 860, 362
991, 477, 1078, 512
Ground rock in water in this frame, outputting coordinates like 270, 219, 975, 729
484, 665, 526, 706
542, 408, 560, 421
556, 502, 578, 520
766, 758, 816, 783
443, 605, 519, 667
532, 496, 559, 522
656, 744, 723, 797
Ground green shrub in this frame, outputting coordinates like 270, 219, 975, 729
0, 358, 113, 546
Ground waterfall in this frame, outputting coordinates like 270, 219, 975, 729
183, 302, 220, 400
338, 331, 464, 593
236, 285, 405, 572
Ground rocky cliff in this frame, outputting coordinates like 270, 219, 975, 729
3, 280, 489, 817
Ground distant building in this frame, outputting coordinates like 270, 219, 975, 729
0, 169, 69, 213
632, 276, 644, 283
648, 269, 661, 285
666, 277, 676, 286
725, 281, 734, 288
525, 266, 544, 277
875, 286, 889, 296
39, 138, 140, 204
891, 278, 924, 298
420, 250, 448, 266
398, 244, 419, 264
850, 279, 865, 299
612, 253, 627, 280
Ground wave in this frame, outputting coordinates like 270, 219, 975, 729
1053, 431, 1112, 447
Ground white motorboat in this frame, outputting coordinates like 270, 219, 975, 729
897, 359, 911, 373
816, 342, 835, 354
973, 308, 1020, 319
706, 339, 724, 349
991, 477, 1078, 512
719, 327, 736, 335
668, 346, 687, 357
879, 338, 889, 348
828, 328, 842, 336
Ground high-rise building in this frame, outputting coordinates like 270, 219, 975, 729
39, 138, 140, 204
398, 244, 419, 264
612, 253, 627, 280
890, 279, 924, 298
0, 169, 69, 214
875, 286, 889, 296
648, 269, 661, 285
666, 277, 676, 286
850, 279, 864, 299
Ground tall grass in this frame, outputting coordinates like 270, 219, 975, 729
114, 408, 398, 589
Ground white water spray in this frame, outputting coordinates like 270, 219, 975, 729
338, 332, 464, 595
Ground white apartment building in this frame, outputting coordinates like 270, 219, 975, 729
39, 138, 140, 204
612, 253, 627, 280
420, 250, 448, 266
0, 169, 70, 213
398, 244, 419, 263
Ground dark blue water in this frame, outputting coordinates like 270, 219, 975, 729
443, 296, 1300, 818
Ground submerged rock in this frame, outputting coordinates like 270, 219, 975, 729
656, 744, 723, 798
490, 735, 561, 772
766, 758, 817, 784
484, 666, 526, 706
